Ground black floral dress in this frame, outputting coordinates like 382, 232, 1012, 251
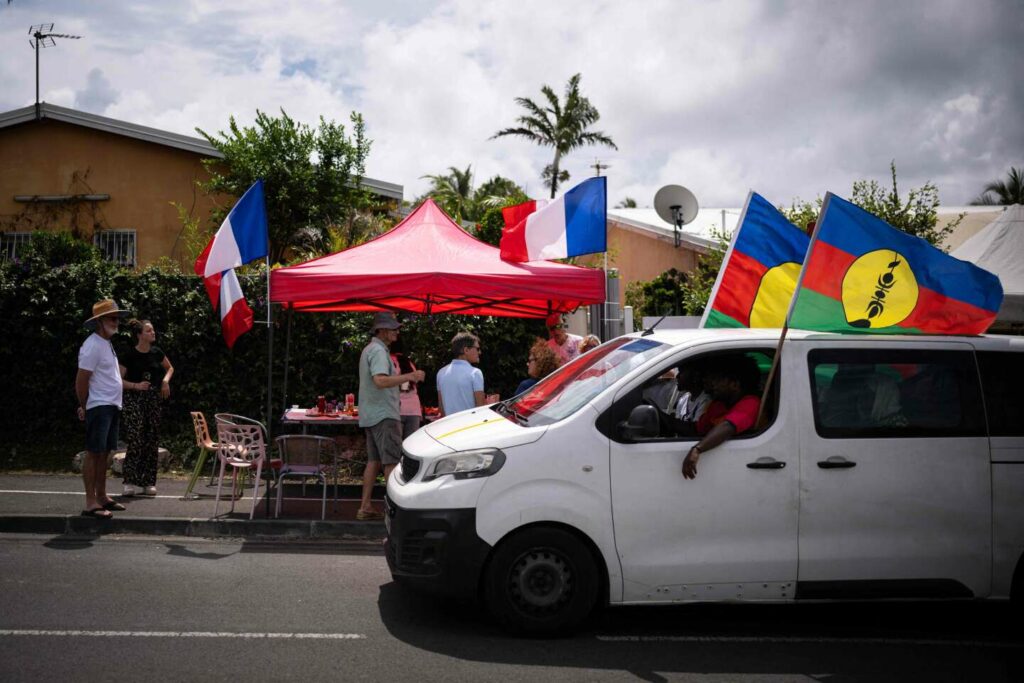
121, 346, 166, 488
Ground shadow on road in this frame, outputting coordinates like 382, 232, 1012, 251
378, 582, 1023, 682
42, 533, 99, 550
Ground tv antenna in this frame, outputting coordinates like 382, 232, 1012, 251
29, 23, 81, 118
654, 185, 699, 248
590, 158, 610, 177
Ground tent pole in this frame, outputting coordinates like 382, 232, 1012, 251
264, 256, 274, 516
282, 305, 293, 413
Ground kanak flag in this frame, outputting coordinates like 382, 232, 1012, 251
701, 192, 810, 328
788, 193, 1003, 334
499, 177, 606, 262
194, 180, 269, 348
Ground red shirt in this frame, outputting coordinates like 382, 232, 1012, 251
696, 395, 761, 436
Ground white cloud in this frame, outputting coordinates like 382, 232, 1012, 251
1, 0, 1020, 205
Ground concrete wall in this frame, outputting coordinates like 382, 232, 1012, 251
0, 119, 221, 269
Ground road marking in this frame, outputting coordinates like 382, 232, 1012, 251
0, 630, 365, 639
596, 635, 1021, 648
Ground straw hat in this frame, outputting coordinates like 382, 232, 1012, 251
83, 299, 131, 330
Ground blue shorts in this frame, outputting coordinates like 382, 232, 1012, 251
85, 405, 120, 454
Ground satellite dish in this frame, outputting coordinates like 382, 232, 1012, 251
654, 185, 700, 248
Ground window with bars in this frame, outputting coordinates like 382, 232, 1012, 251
0, 232, 33, 261
94, 230, 137, 268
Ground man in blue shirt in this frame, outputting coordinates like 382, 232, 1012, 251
436, 332, 486, 416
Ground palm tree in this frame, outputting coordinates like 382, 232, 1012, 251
492, 73, 617, 198
971, 167, 1024, 205
616, 197, 637, 208
421, 165, 476, 223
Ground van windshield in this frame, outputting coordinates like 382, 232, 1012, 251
501, 337, 668, 427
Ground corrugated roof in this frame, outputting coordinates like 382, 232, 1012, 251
0, 103, 403, 200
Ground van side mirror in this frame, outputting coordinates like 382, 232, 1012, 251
620, 404, 661, 441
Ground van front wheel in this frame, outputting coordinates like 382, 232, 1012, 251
484, 527, 599, 635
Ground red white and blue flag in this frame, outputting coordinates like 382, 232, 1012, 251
500, 176, 607, 262
193, 180, 269, 348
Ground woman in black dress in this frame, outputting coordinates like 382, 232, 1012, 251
119, 319, 174, 496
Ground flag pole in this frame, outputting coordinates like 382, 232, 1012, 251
265, 253, 273, 425
753, 195, 829, 427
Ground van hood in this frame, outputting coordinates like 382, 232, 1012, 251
420, 406, 546, 452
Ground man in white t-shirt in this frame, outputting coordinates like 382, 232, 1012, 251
75, 299, 131, 519
436, 332, 486, 416
545, 313, 583, 366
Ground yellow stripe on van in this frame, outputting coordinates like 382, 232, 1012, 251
437, 419, 506, 440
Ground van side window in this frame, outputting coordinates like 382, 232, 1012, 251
976, 351, 1024, 437
601, 348, 779, 443
808, 349, 985, 439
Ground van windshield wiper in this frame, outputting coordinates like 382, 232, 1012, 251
494, 400, 529, 425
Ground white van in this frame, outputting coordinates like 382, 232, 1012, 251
384, 328, 1024, 634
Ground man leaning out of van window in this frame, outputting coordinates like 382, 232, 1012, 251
679, 356, 761, 480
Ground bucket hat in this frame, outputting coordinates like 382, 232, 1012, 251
84, 299, 131, 330
371, 311, 401, 332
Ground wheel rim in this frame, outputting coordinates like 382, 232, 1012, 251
507, 547, 574, 616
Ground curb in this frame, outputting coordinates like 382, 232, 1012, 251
0, 514, 386, 541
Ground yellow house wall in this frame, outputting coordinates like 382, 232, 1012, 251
578, 219, 705, 306
0, 119, 221, 269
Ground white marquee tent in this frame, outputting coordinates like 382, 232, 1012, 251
951, 205, 1024, 323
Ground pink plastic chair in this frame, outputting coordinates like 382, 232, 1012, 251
213, 422, 266, 520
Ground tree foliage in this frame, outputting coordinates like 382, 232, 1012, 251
782, 161, 960, 250
418, 168, 525, 226
971, 166, 1024, 205
492, 73, 617, 198
849, 161, 959, 248
196, 109, 373, 263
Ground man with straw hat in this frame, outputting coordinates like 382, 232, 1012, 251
75, 299, 131, 518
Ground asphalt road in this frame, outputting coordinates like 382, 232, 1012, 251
0, 534, 1020, 682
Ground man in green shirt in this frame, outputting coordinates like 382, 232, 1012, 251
357, 312, 424, 520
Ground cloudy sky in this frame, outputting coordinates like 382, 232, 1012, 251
2, 0, 1021, 208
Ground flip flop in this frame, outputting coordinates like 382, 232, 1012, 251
356, 509, 384, 521
102, 501, 127, 512
81, 508, 113, 519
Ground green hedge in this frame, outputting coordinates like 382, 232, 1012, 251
0, 233, 545, 471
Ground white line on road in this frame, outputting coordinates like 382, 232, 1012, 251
0, 630, 365, 639
596, 635, 1021, 648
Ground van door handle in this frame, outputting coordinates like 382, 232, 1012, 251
747, 457, 786, 470
818, 456, 856, 469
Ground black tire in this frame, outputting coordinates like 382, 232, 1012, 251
483, 527, 599, 636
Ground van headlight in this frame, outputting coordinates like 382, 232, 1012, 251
421, 448, 506, 482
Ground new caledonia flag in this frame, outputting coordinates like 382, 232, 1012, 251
193, 180, 269, 348
701, 191, 810, 328
788, 192, 1003, 334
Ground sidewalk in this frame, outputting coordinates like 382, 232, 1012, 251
0, 473, 387, 541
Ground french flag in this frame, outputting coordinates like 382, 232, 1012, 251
193, 180, 269, 348
499, 176, 607, 262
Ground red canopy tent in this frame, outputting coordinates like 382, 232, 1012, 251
270, 199, 605, 317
